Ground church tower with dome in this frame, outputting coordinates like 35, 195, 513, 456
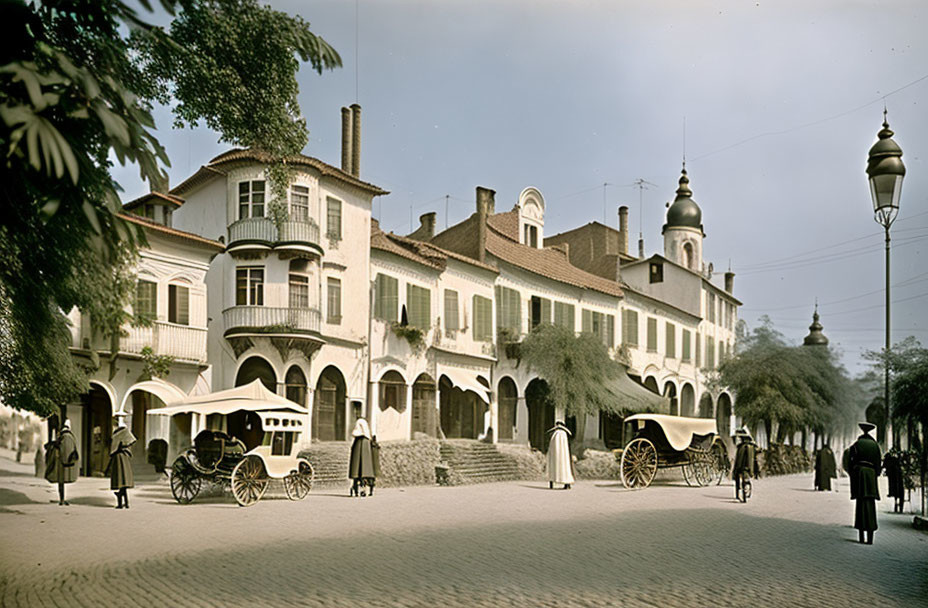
803, 305, 829, 346
663, 164, 704, 273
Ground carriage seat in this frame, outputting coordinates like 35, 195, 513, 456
194, 430, 231, 469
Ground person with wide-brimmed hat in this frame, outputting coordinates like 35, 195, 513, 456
107, 414, 136, 509
546, 420, 575, 489
731, 427, 757, 502
848, 422, 882, 544
44, 419, 79, 506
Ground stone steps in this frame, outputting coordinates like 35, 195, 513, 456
439, 440, 521, 485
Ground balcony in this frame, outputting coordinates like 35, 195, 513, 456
120, 322, 208, 363
223, 306, 324, 359
227, 217, 322, 256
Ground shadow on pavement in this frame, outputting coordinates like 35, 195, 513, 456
67, 495, 117, 508
0, 487, 43, 512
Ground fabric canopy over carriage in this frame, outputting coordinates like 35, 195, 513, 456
148, 380, 314, 507
618, 414, 729, 489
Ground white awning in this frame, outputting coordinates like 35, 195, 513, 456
118, 379, 187, 414
148, 379, 308, 417
625, 414, 718, 451
439, 368, 491, 404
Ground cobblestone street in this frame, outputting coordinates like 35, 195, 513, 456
1, 456, 925, 607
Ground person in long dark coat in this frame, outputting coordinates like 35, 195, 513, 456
348, 419, 375, 497
815, 444, 837, 491
848, 422, 882, 544
44, 419, 79, 506
882, 449, 905, 513
732, 427, 757, 501
107, 419, 136, 509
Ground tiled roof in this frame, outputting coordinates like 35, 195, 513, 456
487, 208, 520, 240
123, 191, 184, 211
170, 148, 389, 197
120, 213, 224, 251
371, 222, 498, 274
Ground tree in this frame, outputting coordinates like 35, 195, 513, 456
889, 342, 928, 515
520, 323, 622, 455
0, 0, 340, 415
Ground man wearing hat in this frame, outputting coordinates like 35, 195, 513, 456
107, 413, 136, 509
732, 427, 757, 502
546, 421, 574, 490
44, 419, 79, 506
848, 422, 882, 544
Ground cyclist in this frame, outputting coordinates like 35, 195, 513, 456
732, 427, 758, 502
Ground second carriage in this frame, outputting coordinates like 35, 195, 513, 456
616, 414, 729, 489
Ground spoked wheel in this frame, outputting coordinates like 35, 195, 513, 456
741, 479, 752, 503
682, 460, 699, 487
231, 455, 269, 507
693, 455, 714, 487
710, 441, 729, 486
621, 438, 658, 489
170, 459, 202, 504
284, 460, 315, 501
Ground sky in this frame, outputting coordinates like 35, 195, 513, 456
112, 0, 928, 375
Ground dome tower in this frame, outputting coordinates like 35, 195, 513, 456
803, 304, 829, 346
663, 164, 704, 272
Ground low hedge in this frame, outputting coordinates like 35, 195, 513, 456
377, 437, 442, 488
574, 449, 621, 480
756, 443, 813, 477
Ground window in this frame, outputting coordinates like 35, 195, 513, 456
238, 180, 266, 219
524, 224, 538, 247
495, 286, 521, 335
374, 274, 398, 322
290, 185, 310, 221
623, 309, 639, 347
444, 289, 459, 335
164, 209, 173, 228
168, 284, 189, 325
379, 371, 407, 413
327, 278, 342, 324
407, 284, 431, 329
647, 317, 658, 352
135, 280, 157, 319
289, 274, 310, 309
530, 296, 551, 328
696, 333, 702, 367
326, 197, 342, 240
605, 314, 615, 349
707, 336, 716, 369
235, 267, 264, 306
649, 262, 664, 284
553, 301, 575, 330
665, 322, 675, 359
473, 295, 493, 342
682, 330, 692, 362
707, 292, 716, 323
581, 310, 615, 348
265, 431, 295, 456
683, 242, 694, 269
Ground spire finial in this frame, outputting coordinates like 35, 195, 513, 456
883, 104, 889, 129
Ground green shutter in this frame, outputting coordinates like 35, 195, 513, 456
473, 295, 492, 342
606, 315, 615, 348
581, 309, 592, 334
696, 333, 702, 367
665, 322, 675, 358
407, 285, 430, 329
375, 274, 398, 322
540, 298, 551, 325
682, 330, 691, 361
647, 318, 658, 352
444, 289, 459, 332
509, 289, 521, 334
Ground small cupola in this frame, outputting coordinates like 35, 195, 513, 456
803, 305, 829, 346
662, 166, 703, 234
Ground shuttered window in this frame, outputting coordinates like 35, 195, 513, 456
326, 197, 342, 240
696, 333, 702, 367
553, 302, 575, 331
605, 314, 615, 348
495, 286, 521, 335
665, 322, 676, 359
682, 330, 692, 362
374, 274, 398, 322
327, 278, 341, 324
135, 280, 157, 319
707, 336, 716, 369
623, 309, 639, 347
444, 289, 459, 334
407, 284, 431, 329
647, 317, 658, 352
473, 295, 493, 342
582, 310, 614, 348
530, 296, 551, 328
168, 284, 189, 325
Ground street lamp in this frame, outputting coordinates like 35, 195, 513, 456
866, 109, 905, 448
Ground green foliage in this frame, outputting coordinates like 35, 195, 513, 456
140, 345, 175, 380
520, 323, 621, 418
391, 322, 426, 351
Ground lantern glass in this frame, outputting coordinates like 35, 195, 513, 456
869, 173, 903, 213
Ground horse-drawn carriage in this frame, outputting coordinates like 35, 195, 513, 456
148, 380, 315, 507
617, 414, 729, 489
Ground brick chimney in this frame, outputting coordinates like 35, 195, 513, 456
476, 186, 495, 263
618, 205, 629, 256
341, 107, 352, 174
350, 104, 361, 178
408, 212, 437, 241
724, 271, 735, 294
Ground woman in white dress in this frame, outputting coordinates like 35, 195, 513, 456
546, 421, 575, 490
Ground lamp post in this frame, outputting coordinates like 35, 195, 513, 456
866, 109, 905, 449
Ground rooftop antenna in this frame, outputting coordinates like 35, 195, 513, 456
602, 182, 612, 225
633, 178, 657, 256
445, 194, 450, 230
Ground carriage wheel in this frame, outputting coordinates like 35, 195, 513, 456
693, 455, 714, 487
284, 461, 314, 501
682, 461, 699, 487
231, 455, 269, 507
621, 438, 658, 489
710, 441, 729, 486
170, 459, 202, 504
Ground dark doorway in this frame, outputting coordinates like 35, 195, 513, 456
439, 376, 486, 439
235, 357, 276, 392
664, 382, 678, 416
526, 379, 555, 452
497, 377, 518, 441
680, 383, 696, 417
313, 366, 346, 441
600, 411, 624, 450
699, 393, 714, 419
411, 374, 436, 437
643, 376, 660, 395
717, 393, 732, 438
285, 365, 307, 407
81, 385, 112, 477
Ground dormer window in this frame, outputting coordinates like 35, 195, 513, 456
523, 225, 538, 248
238, 180, 266, 219
649, 262, 663, 283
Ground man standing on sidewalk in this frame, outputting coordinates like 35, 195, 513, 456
44, 419, 79, 506
848, 422, 882, 544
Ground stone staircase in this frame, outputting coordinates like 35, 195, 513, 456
297, 443, 351, 485
439, 439, 521, 485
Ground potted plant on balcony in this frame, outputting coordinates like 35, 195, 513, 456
497, 326, 522, 360
390, 322, 426, 352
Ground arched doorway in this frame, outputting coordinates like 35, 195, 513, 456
680, 383, 696, 417
81, 383, 112, 477
699, 393, 714, 419
497, 377, 518, 441
411, 373, 436, 437
643, 376, 659, 395
439, 376, 485, 439
716, 392, 732, 438
235, 356, 276, 392
314, 366, 347, 441
285, 365, 307, 407
663, 381, 678, 416
525, 378, 555, 452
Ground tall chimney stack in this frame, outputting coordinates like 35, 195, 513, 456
724, 271, 735, 294
408, 212, 437, 241
638, 237, 645, 258
618, 205, 629, 255
341, 107, 353, 174
350, 104, 361, 177
476, 186, 495, 264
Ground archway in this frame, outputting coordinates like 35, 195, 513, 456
716, 392, 733, 438
699, 393, 714, 419
285, 365, 307, 407
663, 381, 678, 416
439, 376, 485, 439
235, 356, 276, 392
525, 378, 555, 452
680, 383, 696, 417
412, 373, 436, 437
81, 383, 113, 477
314, 366, 347, 441
497, 377, 518, 441
643, 376, 660, 395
